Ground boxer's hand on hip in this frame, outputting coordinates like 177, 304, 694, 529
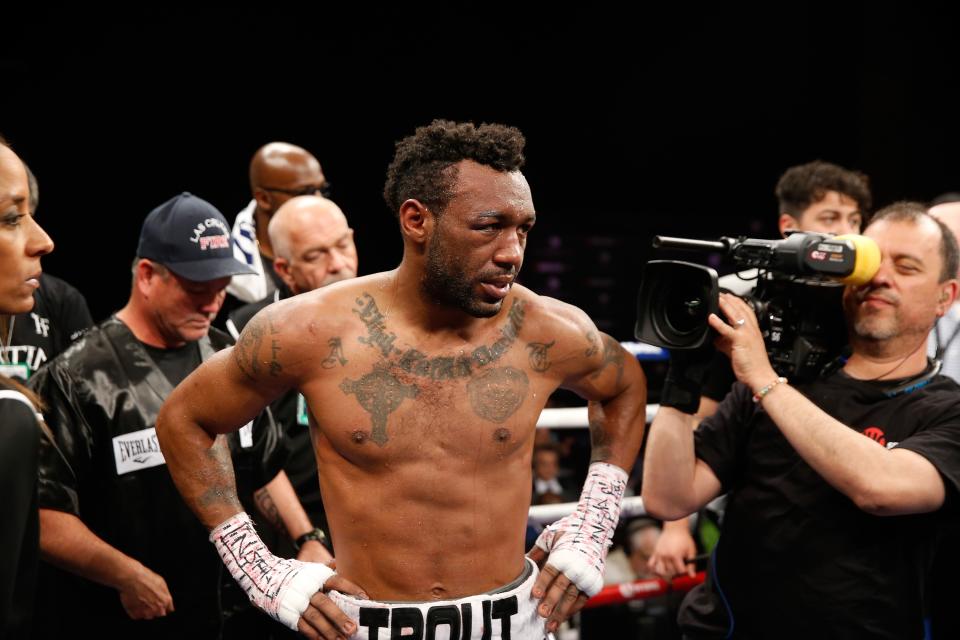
527, 462, 628, 632
210, 512, 365, 637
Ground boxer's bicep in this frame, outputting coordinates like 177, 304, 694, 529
179, 348, 278, 435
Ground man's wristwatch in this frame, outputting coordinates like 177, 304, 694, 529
294, 527, 328, 551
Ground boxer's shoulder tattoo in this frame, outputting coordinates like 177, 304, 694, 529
197, 436, 242, 512
234, 313, 266, 381
394, 299, 529, 380
588, 412, 613, 463
267, 313, 282, 377
466, 366, 529, 423
234, 310, 285, 379
584, 330, 600, 357
340, 366, 418, 446
321, 337, 348, 369
589, 334, 624, 388
353, 293, 400, 358
526, 340, 555, 372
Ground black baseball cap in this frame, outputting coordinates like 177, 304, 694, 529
136, 192, 256, 281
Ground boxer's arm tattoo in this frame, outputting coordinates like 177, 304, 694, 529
234, 315, 266, 381
589, 334, 625, 388
588, 412, 613, 463
268, 315, 282, 376
526, 340, 555, 372
585, 330, 600, 357
253, 486, 284, 532
340, 368, 419, 446
197, 435, 242, 511
321, 337, 348, 369
466, 366, 529, 423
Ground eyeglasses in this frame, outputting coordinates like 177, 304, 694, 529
260, 183, 332, 198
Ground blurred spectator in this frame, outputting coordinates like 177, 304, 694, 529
532, 443, 576, 503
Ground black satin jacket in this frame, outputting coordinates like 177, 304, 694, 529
31, 316, 285, 637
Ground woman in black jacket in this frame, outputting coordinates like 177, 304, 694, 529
0, 135, 54, 638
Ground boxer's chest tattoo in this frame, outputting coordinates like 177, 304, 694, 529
352, 293, 526, 380
526, 340, 555, 372
340, 293, 534, 444
353, 293, 399, 357
340, 367, 419, 446
320, 337, 348, 369
467, 367, 530, 423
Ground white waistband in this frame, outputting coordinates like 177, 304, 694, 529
328, 558, 546, 640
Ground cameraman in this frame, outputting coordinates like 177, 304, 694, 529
642, 202, 960, 638
648, 160, 873, 581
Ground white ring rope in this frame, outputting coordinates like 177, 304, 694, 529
536, 404, 660, 429
529, 496, 646, 525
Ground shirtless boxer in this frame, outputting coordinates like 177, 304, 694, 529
157, 120, 647, 639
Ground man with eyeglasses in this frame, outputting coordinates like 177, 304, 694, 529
228, 142, 331, 305
226, 195, 358, 561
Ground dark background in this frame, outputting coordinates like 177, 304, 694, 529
4, 4, 959, 339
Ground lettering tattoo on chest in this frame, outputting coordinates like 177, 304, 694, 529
353, 293, 400, 357
590, 334, 624, 388
341, 293, 535, 441
353, 293, 528, 381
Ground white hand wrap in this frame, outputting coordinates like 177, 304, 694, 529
210, 512, 335, 630
533, 462, 627, 597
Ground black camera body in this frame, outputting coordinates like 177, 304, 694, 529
636, 232, 856, 382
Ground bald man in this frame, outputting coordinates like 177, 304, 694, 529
928, 195, 960, 382
228, 142, 330, 303
227, 195, 358, 557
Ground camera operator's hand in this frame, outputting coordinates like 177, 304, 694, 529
708, 293, 778, 391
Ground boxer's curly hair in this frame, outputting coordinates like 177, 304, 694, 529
383, 119, 526, 217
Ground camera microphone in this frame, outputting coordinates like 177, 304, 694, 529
728, 232, 881, 285
654, 232, 880, 285
832, 234, 881, 285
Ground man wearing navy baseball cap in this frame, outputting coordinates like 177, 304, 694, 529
30, 192, 332, 639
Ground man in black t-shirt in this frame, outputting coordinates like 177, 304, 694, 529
643, 202, 960, 638
648, 160, 874, 581
32, 193, 331, 639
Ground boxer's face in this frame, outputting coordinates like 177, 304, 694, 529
0, 147, 53, 315
422, 161, 535, 318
